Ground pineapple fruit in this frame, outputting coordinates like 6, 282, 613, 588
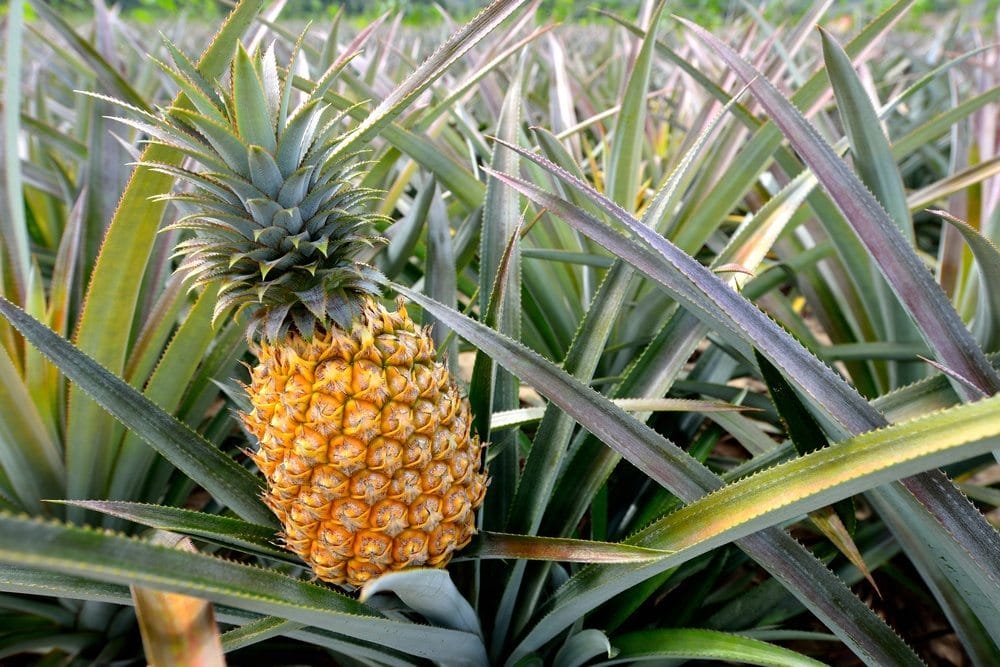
126, 41, 487, 587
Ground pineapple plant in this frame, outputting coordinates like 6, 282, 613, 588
121, 40, 487, 587
2, 1, 1000, 664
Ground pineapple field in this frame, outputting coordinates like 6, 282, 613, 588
1, 0, 999, 665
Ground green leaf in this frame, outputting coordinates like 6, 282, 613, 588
55, 500, 289, 561
606, 0, 666, 211
491, 399, 749, 430
0, 342, 64, 514
821, 25, 924, 388
467, 533, 670, 564
2, 0, 29, 300
220, 616, 302, 653
424, 182, 458, 369
932, 210, 1000, 352
478, 52, 524, 537
0, 298, 273, 526
554, 629, 615, 667
602, 629, 827, 666
360, 569, 484, 641
231, 43, 277, 153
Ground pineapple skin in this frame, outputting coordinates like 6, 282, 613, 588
243, 299, 487, 587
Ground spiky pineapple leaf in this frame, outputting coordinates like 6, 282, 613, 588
477, 51, 524, 540
932, 210, 1000, 352
606, 0, 666, 211
821, 24, 925, 388
602, 629, 827, 667
554, 629, 615, 667
0, 297, 273, 527
0, 343, 64, 514
54, 500, 289, 561
219, 616, 302, 653
0, 513, 487, 663
490, 399, 751, 430
231, 43, 276, 153
467, 533, 671, 563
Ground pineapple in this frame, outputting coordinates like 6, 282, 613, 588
124, 40, 487, 587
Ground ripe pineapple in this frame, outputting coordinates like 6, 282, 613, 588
126, 41, 486, 587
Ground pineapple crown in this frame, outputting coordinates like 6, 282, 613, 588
109, 36, 386, 341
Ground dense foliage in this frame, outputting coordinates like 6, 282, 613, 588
0, 1, 998, 665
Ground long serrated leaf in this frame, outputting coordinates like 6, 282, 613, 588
491, 399, 748, 429
479, 54, 524, 540
0, 343, 64, 514
466, 533, 670, 563
0, 564, 415, 665
554, 629, 614, 667
933, 210, 1000, 352
0, 513, 486, 663
56, 500, 289, 561
821, 26, 924, 388
64, 0, 265, 524
1, 0, 28, 300
601, 629, 826, 667
0, 298, 273, 526
681, 18, 1000, 399
424, 181, 459, 363
220, 615, 302, 653
606, 0, 666, 211
821, 29, 910, 238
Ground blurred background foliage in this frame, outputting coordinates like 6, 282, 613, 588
11, 0, 1000, 26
